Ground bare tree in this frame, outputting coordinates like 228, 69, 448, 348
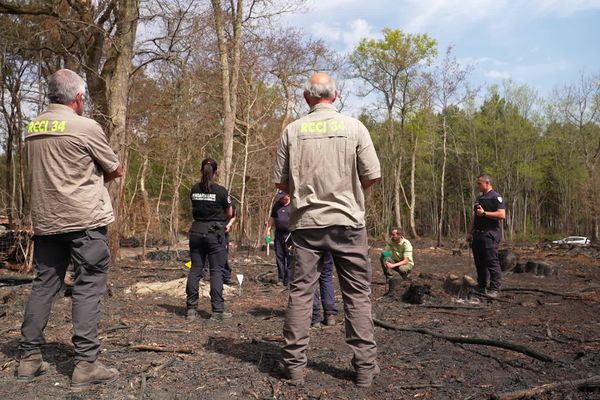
431, 46, 472, 246
557, 72, 600, 241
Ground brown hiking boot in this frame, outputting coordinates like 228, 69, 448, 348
71, 360, 119, 390
324, 314, 336, 326
17, 353, 49, 382
355, 364, 380, 387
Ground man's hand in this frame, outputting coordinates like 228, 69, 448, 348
475, 204, 485, 217
225, 224, 231, 233
104, 164, 123, 183
385, 262, 396, 269
466, 233, 473, 241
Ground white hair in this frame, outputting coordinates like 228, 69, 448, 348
48, 69, 86, 104
303, 76, 337, 99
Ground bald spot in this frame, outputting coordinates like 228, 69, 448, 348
309, 72, 333, 86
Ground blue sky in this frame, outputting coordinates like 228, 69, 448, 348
286, 0, 600, 102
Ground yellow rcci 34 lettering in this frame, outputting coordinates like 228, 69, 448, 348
27, 120, 66, 133
300, 120, 345, 133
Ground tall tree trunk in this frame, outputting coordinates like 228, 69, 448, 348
169, 138, 183, 246
140, 155, 151, 258
437, 114, 448, 247
104, 0, 139, 261
409, 136, 419, 238
211, 0, 243, 189
393, 158, 402, 229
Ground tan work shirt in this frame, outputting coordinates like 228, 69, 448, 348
385, 238, 414, 267
25, 104, 119, 235
272, 103, 380, 230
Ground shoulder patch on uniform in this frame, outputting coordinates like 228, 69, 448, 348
497, 196, 503, 203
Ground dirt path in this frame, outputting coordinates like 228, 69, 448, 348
1, 241, 599, 399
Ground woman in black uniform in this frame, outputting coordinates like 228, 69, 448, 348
186, 158, 233, 320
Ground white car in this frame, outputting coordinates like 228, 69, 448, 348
552, 236, 591, 246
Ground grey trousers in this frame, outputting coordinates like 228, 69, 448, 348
282, 226, 377, 374
20, 227, 111, 362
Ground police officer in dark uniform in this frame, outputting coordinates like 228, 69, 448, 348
186, 158, 233, 320
266, 190, 292, 286
467, 174, 506, 297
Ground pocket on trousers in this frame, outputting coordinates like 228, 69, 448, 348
72, 229, 111, 273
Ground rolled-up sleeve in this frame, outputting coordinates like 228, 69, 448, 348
272, 129, 290, 184
85, 122, 120, 174
356, 124, 381, 180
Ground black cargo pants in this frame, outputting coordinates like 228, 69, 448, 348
471, 229, 502, 291
187, 229, 227, 313
20, 227, 111, 362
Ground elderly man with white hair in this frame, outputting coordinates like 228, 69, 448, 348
273, 72, 381, 387
18, 69, 122, 390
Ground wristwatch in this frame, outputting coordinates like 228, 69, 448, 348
482, 211, 487, 217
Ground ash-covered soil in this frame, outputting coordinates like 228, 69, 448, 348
1, 239, 599, 400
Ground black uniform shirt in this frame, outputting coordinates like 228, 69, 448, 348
473, 189, 505, 232
271, 201, 291, 232
191, 182, 231, 222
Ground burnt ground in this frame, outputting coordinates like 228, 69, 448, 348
0, 240, 599, 400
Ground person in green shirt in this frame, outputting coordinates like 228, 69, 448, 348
381, 228, 414, 280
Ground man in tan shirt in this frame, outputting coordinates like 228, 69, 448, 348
273, 72, 381, 387
18, 69, 122, 390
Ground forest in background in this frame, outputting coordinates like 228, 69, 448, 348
0, 0, 598, 258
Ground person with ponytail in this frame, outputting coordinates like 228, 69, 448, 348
186, 158, 233, 320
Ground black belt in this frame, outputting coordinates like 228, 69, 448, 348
191, 221, 224, 235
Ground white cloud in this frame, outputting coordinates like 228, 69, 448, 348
342, 19, 376, 49
485, 70, 511, 80
310, 18, 377, 52
311, 22, 342, 42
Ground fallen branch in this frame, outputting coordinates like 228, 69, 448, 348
430, 311, 486, 318
471, 292, 513, 304
0, 326, 19, 335
129, 344, 193, 354
138, 356, 178, 400
255, 270, 276, 285
502, 285, 600, 298
373, 318, 553, 362
0, 275, 34, 287
493, 375, 600, 400
421, 304, 484, 310
102, 322, 132, 334
121, 265, 183, 271
395, 383, 444, 390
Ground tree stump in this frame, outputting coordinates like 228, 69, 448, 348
402, 284, 431, 304
521, 260, 559, 276
443, 274, 477, 299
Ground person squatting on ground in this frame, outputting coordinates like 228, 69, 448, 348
272, 72, 381, 387
466, 173, 506, 298
380, 228, 414, 282
18, 69, 123, 389
186, 158, 233, 320
311, 252, 339, 328
266, 190, 292, 286
198, 204, 237, 286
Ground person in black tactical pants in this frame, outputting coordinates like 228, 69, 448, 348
198, 204, 236, 285
186, 158, 233, 320
466, 173, 506, 298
